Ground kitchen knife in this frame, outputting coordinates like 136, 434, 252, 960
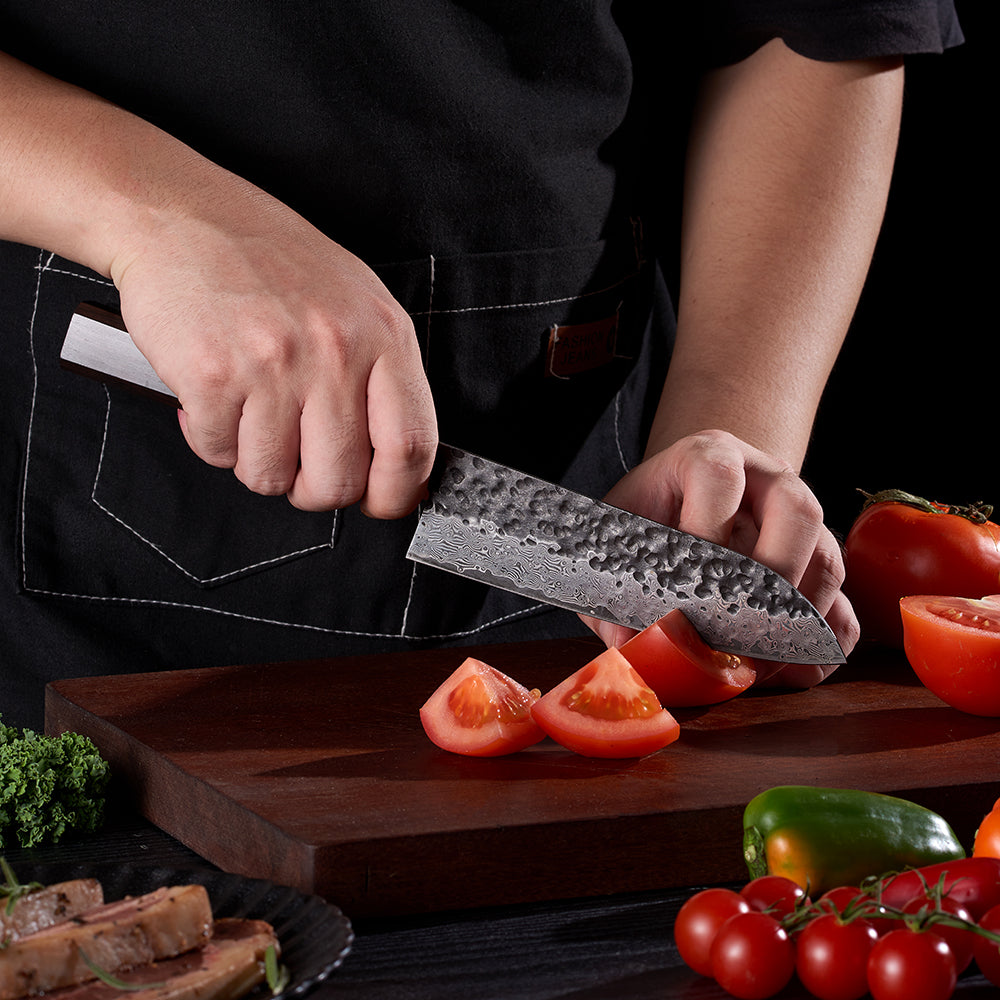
407, 445, 844, 665
61, 304, 844, 665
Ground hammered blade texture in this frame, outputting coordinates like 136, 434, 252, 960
407, 446, 844, 664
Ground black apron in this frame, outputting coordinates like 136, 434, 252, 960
0, 0, 962, 727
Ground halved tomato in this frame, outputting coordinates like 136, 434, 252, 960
900, 595, 1000, 716
618, 609, 757, 707
419, 657, 546, 756
531, 647, 680, 758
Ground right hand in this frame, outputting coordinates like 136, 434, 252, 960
110, 173, 437, 517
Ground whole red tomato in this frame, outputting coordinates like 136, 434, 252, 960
844, 489, 1000, 647
974, 796, 1000, 859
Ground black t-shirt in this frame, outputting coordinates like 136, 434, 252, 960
0, 0, 963, 262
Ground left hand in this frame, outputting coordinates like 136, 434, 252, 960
582, 430, 859, 686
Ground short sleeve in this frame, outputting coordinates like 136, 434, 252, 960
693, 0, 964, 66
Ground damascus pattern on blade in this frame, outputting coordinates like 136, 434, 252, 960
407, 447, 844, 664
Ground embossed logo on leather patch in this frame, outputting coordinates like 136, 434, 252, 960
545, 314, 619, 378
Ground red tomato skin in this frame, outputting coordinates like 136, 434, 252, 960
900, 595, 1000, 716
419, 658, 545, 756
795, 913, 878, 1000
844, 498, 1000, 648
974, 796, 1000, 859
710, 912, 795, 1000
530, 647, 680, 758
867, 929, 957, 1000
972, 903, 1000, 986
673, 888, 751, 977
618, 609, 757, 707
739, 875, 807, 918
877, 856, 1000, 921
901, 895, 975, 973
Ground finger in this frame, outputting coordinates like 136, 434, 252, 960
579, 613, 637, 650
793, 528, 848, 620
176, 399, 241, 469
747, 468, 824, 588
670, 435, 747, 544
287, 384, 371, 512
232, 392, 301, 496
359, 351, 438, 520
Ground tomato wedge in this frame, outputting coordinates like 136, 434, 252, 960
900, 595, 1000, 716
531, 647, 680, 758
619, 610, 757, 707
420, 657, 546, 756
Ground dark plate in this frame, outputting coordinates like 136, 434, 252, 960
13, 860, 353, 998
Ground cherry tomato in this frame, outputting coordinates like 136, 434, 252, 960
673, 887, 751, 977
739, 874, 807, 918
866, 928, 957, 1000
817, 886, 895, 932
618, 609, 757, 707
843, 490, 1000, 648
710, 911, 795, 1000
901, 894, 975, 973
530, 647, 680, 758
974, 796, 1000, 859
419, 657, 545, 756
900, 595, 1000, 716
877, 856, 1000, 921
972, 903, 1000, 986
795, 912, 879, 1000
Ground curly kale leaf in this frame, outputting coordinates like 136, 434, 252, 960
0, 721, 111, 849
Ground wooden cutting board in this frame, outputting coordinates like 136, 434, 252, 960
45, 639, 1000, 918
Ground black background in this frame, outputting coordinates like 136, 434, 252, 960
802, 0, 993, 539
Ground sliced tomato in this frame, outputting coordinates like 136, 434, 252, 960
419, 657, 545, 756
530, 647, 680, 758
900, 595, 1000, 716
619, 609, 757, 707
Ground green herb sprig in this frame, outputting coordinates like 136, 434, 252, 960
0, 717, 111, 848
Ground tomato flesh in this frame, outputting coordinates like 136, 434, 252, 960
619, 609, 757, 707
900, 595, 1000, 716
419, 657, 545, 756
531, 647, 680, 758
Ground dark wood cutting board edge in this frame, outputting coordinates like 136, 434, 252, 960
45, 639, 1000, 918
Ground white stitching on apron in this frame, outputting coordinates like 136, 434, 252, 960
20, 253, 553, 638
408, 272, 637, 318
90, 383, 337, 585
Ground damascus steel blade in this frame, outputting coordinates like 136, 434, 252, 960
407, 445, 845, 665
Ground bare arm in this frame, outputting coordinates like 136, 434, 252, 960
596, 40, 905, 675
0, 51, 437, 515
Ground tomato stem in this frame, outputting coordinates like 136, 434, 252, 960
858, 488, 993, 524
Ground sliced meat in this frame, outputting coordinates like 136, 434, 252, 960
0, 884, 213, 999
0, 879, 104, 942
39, 919, 278, 1000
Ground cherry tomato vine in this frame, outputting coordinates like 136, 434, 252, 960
674, 870, 1000, 1000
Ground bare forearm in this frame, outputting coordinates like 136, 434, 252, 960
648, 39, 904, 470
0, 49, 437, 516
0, 50, 244, 278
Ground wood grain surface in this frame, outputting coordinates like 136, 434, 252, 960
45, 638, 1000, 917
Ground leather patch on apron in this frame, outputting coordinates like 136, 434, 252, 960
545, 312, 622, 379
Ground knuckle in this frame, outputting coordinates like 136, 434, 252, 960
781, 474, 825, 527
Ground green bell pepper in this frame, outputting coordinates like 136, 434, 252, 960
743, 785, 965, 895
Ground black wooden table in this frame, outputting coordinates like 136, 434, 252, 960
3, 813, 997, 999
